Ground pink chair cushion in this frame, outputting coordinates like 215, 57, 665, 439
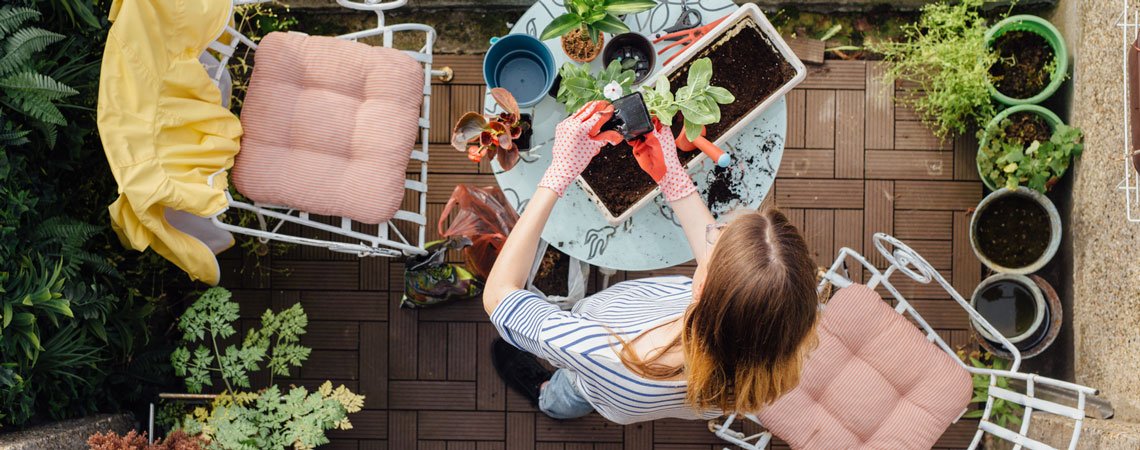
232, 32, 423, 224
756, 284, 972, 449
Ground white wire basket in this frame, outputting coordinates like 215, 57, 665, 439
1117, 0, 1140, 221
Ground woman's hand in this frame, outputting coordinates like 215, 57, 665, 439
648, 125, 697, 202
538, 100, 616, 196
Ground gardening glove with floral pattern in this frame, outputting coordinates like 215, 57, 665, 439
632, 121, 696, 202
539, 100, 621, 196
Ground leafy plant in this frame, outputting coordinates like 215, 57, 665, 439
556, 59, 636, 113
869, 0, 1000, 139
960, 350, 1024, 429
979, 123, 1083, 193
539, 0, 657, 44
451, 88, 530, 171
169, 288, 363, 450
0, 5, 79, 148
640, 57, 735, 142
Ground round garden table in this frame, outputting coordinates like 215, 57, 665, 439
486, 0, 787, 271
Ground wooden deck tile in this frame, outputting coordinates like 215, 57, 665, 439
865, 62, 894, 150
779, 148, 834, 178
835, 90, 865, 179
865, 150, 953, 180
623, 422, 653, 450
774, 179, 863, 209
953, 210, 982, 299
805, 210, 836, 268
271, 261, 360, 290
804, 90, 836, 149
653, 419, 725, 444
785, 89, 806, 149
294, 291, 387, 322
301, 350, 359, 379
390, 296, 419, 379
303, 321, 359, 350
476, 323, 505, 410
834, 209, 864, 282
448, 443, 477, 450
783, 208, 806, 232
389, 411, 417, 449
954, 132, 982, 181
507, 413, 536, 450
419, 442, 446, 450
361, 256, 388, 291
420, 411, 505, 441
536, 414, 623, 442
389, 381, 477, 410
799, 60, 867, 90
429, 86, 452, 144
418, 322, 448, 380
905, 239, 952, 270
428, 174, 498, 203
332, 410, 388, 440
360, 322, 388, 409
894, 181, 981, 210
448, 322, 478, 381
360, 440, 388, 450
894, 101, 922, 122
895, 210, 953, 240
864, 180, 894, 267
477, 442, 505, 450
895, 120, 949, 150
416, 144, 484, 174
433, 55, 486, 85
451, 85, 486, 121
783, 35, 825, 64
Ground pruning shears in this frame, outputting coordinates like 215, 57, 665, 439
653, 16, 728, 66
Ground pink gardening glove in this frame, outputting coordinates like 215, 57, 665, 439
539, 100, 620, 196
652, 124, 696, 202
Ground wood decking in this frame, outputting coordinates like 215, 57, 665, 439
217, 56, 984, 449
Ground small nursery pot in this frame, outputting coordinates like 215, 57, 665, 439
484, 34, 556, 107
969, 186, 1061, 275
976, 104, 1064, 191
970, 273, 1046, 345
985, 15, 1069, 106
516, 114, 533, 151
600, 92, 654, 141
602, 33, 656, 84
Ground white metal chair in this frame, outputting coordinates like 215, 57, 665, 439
203, 0, 451, 258
711, 233, 1099, 450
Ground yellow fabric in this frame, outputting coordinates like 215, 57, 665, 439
98, 0, 241, 285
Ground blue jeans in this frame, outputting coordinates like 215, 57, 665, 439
539, 369, 595, 419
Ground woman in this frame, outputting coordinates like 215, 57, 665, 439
484, 101, 820, 424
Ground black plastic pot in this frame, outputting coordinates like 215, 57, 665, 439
516, 113, 533, 151
547, 73, 562, 99
601, 92, 653, 141
602, 33, 656, 84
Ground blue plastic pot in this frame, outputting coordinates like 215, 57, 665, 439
483, 34, 556, 108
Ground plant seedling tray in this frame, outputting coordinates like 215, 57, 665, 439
575, 4, 806, 225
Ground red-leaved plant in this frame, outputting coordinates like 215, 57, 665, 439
451, 88, 529, 171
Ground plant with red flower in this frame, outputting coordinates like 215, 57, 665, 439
451, 88, 530, 171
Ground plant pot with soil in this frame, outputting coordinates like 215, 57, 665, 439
577, 4, 806, 224
527, 241, 590, 310
969, 186, 1061, 275
540, 0, 658, 63
985, 15, 1069, 106
602, 32, 656, 84
971, 274, 1063, 360
976, 104, 1082, 192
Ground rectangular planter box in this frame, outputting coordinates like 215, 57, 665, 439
576, 3, 807, 225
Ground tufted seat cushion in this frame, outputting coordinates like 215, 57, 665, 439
232, 31, 423, 224
756, 284, 972, 449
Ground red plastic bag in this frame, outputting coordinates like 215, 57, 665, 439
439, 185, 519, 280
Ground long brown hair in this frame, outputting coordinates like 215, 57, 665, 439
615, 208, 819, 413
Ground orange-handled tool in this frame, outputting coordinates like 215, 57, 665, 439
676, 125, 731, 167
653, 16, 727, 66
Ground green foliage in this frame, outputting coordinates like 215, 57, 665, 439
540, 0, 657, 43
979, 123, 1083, 193
960, 351, 1024, 429
0, 5, 79, 147
640, 58, 735, 142
555, 60, 636, 113
869, 0, 1000, 139
170, 288, 360, 450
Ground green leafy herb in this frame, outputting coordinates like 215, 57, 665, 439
959, 350, 1024, 429
979, 123, 1083, 193
640, 58, 735, 142
539, 0, 657, 43
869, 0, 1000, 139
556, 59, 636, 113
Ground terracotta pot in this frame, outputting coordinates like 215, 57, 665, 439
562, 28, 604, 63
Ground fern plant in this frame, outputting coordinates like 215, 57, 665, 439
0, 5, 79, 148
170, 288, 363, 449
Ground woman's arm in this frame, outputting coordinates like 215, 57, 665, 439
482, 187, 559, 315
668, 192, 716, 266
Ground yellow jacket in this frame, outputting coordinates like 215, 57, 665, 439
98, 0, 241, 285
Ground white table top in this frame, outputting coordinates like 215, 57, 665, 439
486, 0, 787, 271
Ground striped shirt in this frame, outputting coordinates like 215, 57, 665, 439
490, 276, 722, 424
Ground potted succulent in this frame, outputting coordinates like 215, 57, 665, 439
451, 88, 531, 171
539, 0, 658, 63
976, 104, 1083, 192
969, 187, 1061, 275
986, 15, 1069, 106
602, 32, 656, 84
555, 60, 636, 113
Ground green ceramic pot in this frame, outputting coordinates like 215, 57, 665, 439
976, 104, 1063, 191
985, 15, 1069, 106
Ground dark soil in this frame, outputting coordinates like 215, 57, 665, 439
532, 246, 569, 297
1005, 112, 1052, 145
705, 165, 736, 208
990, 31, 1055, 99
579, 17, 793, 217
562, 28, 603, 62
975, 195, 1050, 268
